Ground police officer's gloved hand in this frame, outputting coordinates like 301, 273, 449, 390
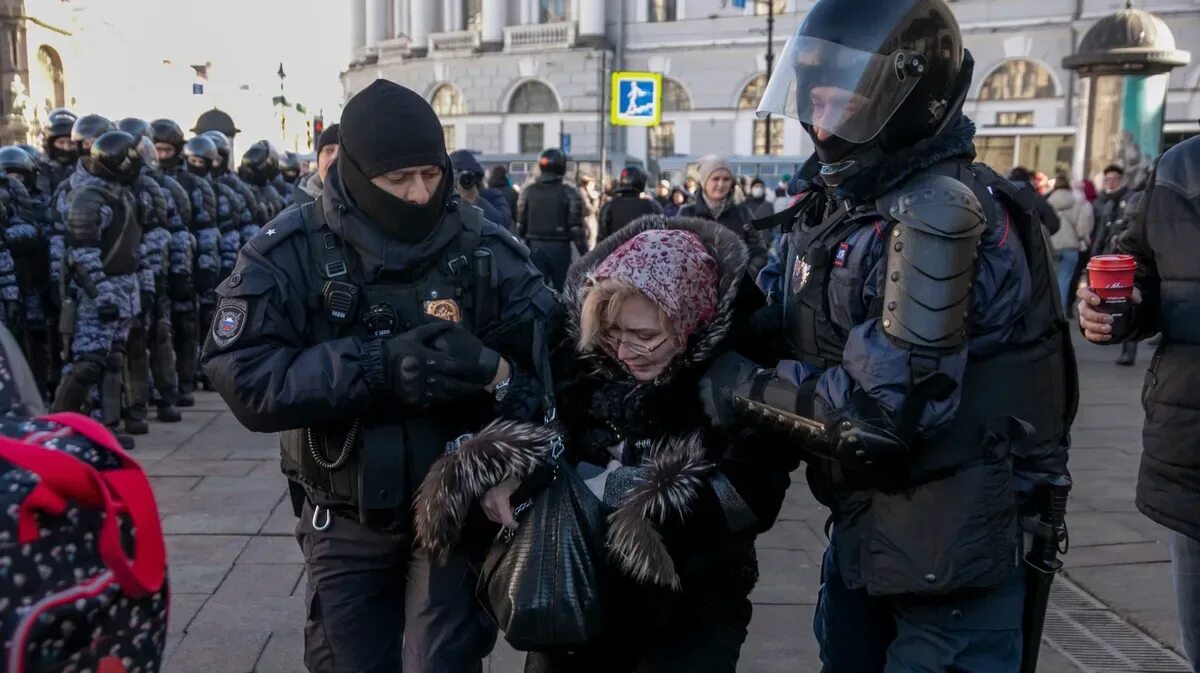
426, 322, 502, 385
379, 322, 488, 406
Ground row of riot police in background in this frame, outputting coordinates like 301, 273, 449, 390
0, 107, 304, 449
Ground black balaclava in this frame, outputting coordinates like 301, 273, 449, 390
338, 79, 451, 243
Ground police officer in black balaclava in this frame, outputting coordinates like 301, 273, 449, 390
201, 79, 554, 673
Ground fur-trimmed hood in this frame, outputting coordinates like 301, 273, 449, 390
561, 215, 749, 385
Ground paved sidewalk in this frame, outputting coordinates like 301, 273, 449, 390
149, 335, 1183, 672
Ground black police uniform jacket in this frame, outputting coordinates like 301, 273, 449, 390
1117, 136, 1200, 544
761, 115, 1075, 596
199, 165, 556, 525
417, 216, 793, 637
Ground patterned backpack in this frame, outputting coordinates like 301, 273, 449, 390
0, 412, 168, 673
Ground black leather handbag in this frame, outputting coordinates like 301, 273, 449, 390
476, 324, 608, 651
477, 451, 608, 651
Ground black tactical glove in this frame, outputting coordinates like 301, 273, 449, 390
380, 322, 487, 406
425, 322, 502, 385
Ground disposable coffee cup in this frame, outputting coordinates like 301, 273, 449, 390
1087, 254, 1137, 316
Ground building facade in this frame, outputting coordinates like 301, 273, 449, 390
342, 0, 1200, 181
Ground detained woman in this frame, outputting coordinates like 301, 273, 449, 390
416, 216, 793, 673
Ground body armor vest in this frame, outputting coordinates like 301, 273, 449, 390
522, 180, 572, 240
783, 161, 1077, 483
603, 193, 658, 240
279, 201, 498, 525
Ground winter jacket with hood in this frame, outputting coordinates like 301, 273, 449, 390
1047, 187, 1094, 252
415, 215, 791, 639
1115, 135, 1200, 543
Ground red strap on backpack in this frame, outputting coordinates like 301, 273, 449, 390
0, 412, 166, 598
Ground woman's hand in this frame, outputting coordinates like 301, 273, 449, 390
1077, 286, 1142, 343
481, 477, 521, 530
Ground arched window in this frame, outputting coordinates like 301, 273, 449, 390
978, 60, 1057, 101
35, 45, 64, 113
662, 78, 691, 112
509, 80, 559, 113
738, 74, 768, 109
740, 75, 782, 156
430, 84, 465, 116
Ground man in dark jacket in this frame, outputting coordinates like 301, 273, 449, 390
1091, 164, 1142, 365
1078, 135, 1200, 670
295, 123, 339, 208
488, 164, 518, 221
748, 1, 1075, 669
516, 148, 586, 290
597, 165, 661, 242
449, 149, 511, 230
1009, 166, 1061, 236
200, 79, 555, 673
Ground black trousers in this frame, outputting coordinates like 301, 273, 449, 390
527, 240, 573, 292
296, 500, 496, 673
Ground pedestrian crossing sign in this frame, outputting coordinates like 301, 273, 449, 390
611, 71, 662, 127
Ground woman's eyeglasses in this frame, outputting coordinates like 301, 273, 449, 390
603, 333, 673, 358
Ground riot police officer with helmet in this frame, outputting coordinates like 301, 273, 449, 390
740, 0, 1076, 669
201, 79, 554, 673
154, 119, 220, 407
597, 165, 661, 242
516, 147, 586, 290
41, 107, 77, 193
51, 130, 144, 450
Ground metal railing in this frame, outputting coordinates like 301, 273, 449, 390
503, 21, 576, 51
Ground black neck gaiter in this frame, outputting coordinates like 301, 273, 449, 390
338, 151, 450, 244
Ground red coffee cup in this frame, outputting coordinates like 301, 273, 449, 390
1087, 255, 1137, 300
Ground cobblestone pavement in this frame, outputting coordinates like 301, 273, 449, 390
150, 335, 1182, 672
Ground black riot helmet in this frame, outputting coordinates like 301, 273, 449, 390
201, 130, 231, 173
616, 165, 647, 192
82, 130, 142, 185
117, 117, 153, 141
151, 118, 186, 170
237, 140, 279, 186
17, 144, 40, 161
182, 135, 219, 176
0, 145, 37, 187
71, 114, 115, 152
280, 151, 301, 182
45, 110, 79, 164
757, 0, 966, 164
537, 148, 567, 177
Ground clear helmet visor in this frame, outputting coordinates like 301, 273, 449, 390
756, 36, 926, 145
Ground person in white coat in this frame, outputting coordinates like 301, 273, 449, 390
1047, 172, 1094, 313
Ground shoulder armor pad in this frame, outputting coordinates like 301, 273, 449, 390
163, 175, 192, 226
247, 204, 306, 256
66, 184, 112, 246
879, 174, 986, 350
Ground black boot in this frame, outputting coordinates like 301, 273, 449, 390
107, 427, 136, 451
176, 392, 195, 407
1116, 341, 1138, 366
157, 404, 182, 422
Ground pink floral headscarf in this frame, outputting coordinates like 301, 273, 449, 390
588, 229, 718, 338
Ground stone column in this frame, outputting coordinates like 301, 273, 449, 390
365, 0, 389, 48
409, 0, 434, 56
392, 0, 407, 38
577, 0, 606, 48
350, 0, 366, 50
481, 0, 507, 52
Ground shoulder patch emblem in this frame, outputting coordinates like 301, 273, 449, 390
211, 298, 248, 349
424, 298, 462, 323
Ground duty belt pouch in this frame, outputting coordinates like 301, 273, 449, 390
357, 423, 409, 514
861, 425, 1019, 597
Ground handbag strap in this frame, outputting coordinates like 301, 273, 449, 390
0, 412, 166, 598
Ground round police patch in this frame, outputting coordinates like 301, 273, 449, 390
211, 298, 248, 350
